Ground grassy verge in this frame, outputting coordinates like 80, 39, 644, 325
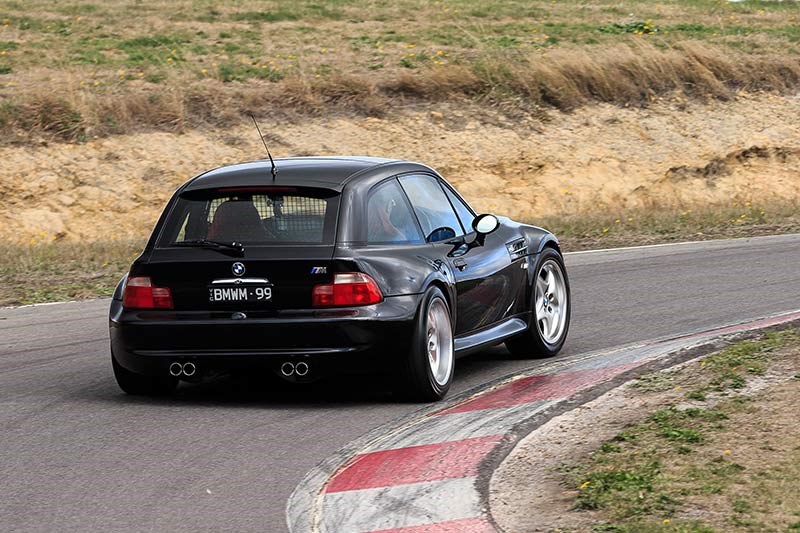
538, 201, 800, 251
0, 240, 143, 306
1, 0, 800, 142
1, 204, 798, 307
569, 328, 800, 532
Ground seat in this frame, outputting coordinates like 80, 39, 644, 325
207, 199, 267, 242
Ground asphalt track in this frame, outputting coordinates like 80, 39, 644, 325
1, 234, 799, 532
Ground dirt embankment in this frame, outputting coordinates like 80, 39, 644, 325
3, 92, 800, 243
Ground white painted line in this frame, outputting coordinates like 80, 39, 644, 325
370, 401, 549, 452
322, 477, 481, 533
0, 300, 75, 310
0, 298, 110, 311
565, 238, 716, 255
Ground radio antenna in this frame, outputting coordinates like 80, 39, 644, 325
249, 113, 277, 181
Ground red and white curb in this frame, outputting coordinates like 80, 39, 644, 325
287, 309, 800, 533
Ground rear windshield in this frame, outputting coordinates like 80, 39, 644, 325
158, 187, 340, 246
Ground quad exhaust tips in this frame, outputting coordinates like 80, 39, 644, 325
169, 361, 197, 377
280, 361, 310, 377
280, 362, 295, 377
295, 362, 309, 377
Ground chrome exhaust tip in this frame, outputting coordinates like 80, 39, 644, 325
295, 361, 309, 377
182, 362, 196, 377
280, 362, 295, 377
169, 362, 183, 377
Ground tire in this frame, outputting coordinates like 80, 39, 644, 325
506, 247, 571, 358
112, 354, 178, 396
401, 286, 455, 402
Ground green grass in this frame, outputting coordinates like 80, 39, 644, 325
570, 329, 800, 531
217, 61, 283, 82
230, 10, 301, 23
1, 0, 799, 82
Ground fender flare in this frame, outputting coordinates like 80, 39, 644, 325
419, 265, 457, 326
534, 233, 561, 255
112, 273, 129, 301
519, 233, 561, 309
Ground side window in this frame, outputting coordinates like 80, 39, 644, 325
367, 179, 424, 244
398, 174, 464, 242
443, 185, 476, 233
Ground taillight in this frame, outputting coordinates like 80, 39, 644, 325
312, 273, 383, 307
123, 276, 174, 309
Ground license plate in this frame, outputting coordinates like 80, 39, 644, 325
208, 285, 272, 303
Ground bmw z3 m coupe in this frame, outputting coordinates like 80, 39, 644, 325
109, 156, 570, 401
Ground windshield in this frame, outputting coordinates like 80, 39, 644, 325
157, 187, 340, 246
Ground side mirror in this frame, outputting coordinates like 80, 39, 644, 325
473, 214, 499, 234
427, 226, 457, 243
472, 214, 499, 245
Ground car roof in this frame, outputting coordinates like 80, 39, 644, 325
182, 156, 403, 192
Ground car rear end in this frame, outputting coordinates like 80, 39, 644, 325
109, 183, 417, 384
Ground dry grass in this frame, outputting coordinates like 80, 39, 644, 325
4, 41, 800, 142
1, 0, 800, 142
537, 200, 800, 251
0, 240, 143, 306
471, 41, 800, 109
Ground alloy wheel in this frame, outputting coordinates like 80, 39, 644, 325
534, 259, 568, 345
426, 298, 453, 386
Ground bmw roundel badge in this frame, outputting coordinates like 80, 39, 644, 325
232, 262, 246, 277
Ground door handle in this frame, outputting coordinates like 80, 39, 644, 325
453, 258, 467, 271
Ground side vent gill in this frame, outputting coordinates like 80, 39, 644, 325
506, 238, 528, 261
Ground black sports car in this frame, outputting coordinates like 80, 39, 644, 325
109, 156, 570, 401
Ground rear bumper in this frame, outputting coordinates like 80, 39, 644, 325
109, 295, 419, 377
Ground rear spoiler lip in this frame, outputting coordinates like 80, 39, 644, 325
181, 185, 340, 197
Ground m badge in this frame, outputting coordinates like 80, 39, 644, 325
310, 266, 328, 274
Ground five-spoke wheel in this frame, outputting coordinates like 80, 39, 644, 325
534, 258, 568, 345
506, 247, 571, 358
403, 286, 454, 401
